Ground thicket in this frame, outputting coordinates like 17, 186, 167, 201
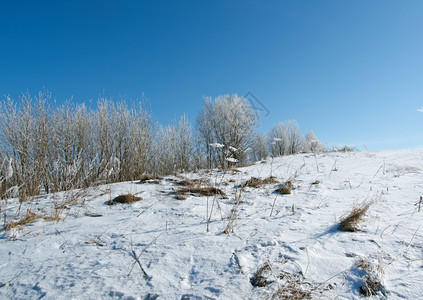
0, 92, 325, 199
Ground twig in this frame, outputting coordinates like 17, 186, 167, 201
129, 243, 150, 280
0, 271, 23, 288
55, 229, 78, 255
415, 196, 422, 213
137, 199, 159, 217
232, 252, 244, 274
128, 231, 165, 276
313, 153, 319, 173
304, 247, 310, 276
270, 194, 279, 217
371, 164, 384, 181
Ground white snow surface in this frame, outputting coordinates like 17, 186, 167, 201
1, 149, 423, 299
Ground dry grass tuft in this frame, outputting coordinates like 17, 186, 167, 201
355, 258, 384, 297
174, 195, 187, 200
243, 176, 279, 188
339, 201, 372, 232
3, 209, 41, 231
275, 181, 292, 195
139, 175, 162, 184
250, 262, 271, 287
175, 178, 208, 187
223, 191, 242, 234
109, 193, 143, 205
273, 279, 312, 299
177, 187, 227, 198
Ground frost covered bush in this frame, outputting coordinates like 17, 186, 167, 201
152, 115, 194, 175
196, 94, 259, 169
268, 121, 326, 157
0, 91, 324, 198
269, 120, 304, 156
304, 130, 326, 153
0, 93, 154, 197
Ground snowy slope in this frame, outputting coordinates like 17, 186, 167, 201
1, 149, 423, 299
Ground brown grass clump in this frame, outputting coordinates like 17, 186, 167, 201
273, 279, 312, 300
243, 176, 279, 188
339, 201, 372, 232
174, 195, 187, 200
3, 210, 41, 231
250, 262, 271, 287
275, 181, 292, 195
109, 193, 143, 205
177, 187, 227, 198
175, 178, 208, 187
355, 258, 384, 297
139, 175, 162, 184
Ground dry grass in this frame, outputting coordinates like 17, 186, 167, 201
275, 181, 292, 195
175, 178, 208, 187
339, 201, 372, 232
243, 176, 279, 188
139, 175, 162, 184
109, 193, 143, 205
223, 191, 242, 234
174, 195, 187, 200
177, 187, 228, 198
273, 278, 312, 300
250, 262, 271, 287
355, 258, 384, 297
3, 209, 41, 231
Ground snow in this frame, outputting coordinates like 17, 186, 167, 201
210, 143, 224, 148
225, 157, 238, 163
1, 149, 423, 299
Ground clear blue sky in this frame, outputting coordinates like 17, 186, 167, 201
1, 0, 422, 150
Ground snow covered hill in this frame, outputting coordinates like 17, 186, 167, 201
1, 149, 423, 299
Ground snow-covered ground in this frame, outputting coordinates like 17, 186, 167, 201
1, 149, 423, 299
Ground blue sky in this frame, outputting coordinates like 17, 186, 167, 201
1, 1, 422, 150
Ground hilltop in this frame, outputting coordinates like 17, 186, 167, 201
1, 149, 423, 299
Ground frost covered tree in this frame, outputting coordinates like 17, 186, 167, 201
153, 115, 194, 175
269, 120, 304, 157
269, 122, 289, 157
196, 94, 259, 168
304, 130, 326, 153
285, 120, 304, 154
250, 134, 268, 161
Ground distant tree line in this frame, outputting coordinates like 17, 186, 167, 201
0, 91, 326, 198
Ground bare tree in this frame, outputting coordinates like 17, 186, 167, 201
285, 120, 304, 154
250, 134, 268, 161
304, 130, 326, 153
269, 122, 289, 157
153, 115, 194, 175
268, 120, 304, 157
196, 94, 259, 168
